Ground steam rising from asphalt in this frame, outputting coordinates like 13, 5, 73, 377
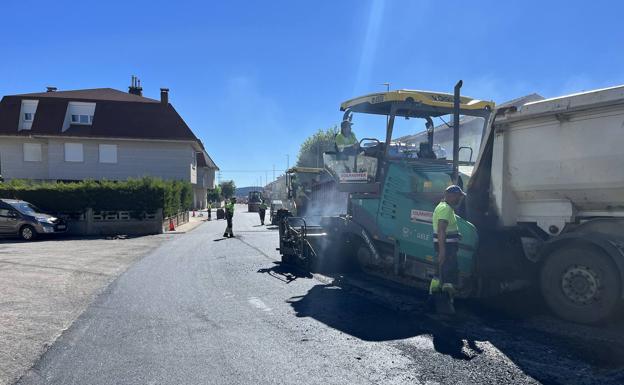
302, 189, 348, 226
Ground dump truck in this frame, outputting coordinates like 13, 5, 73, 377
279, 82, 624, 324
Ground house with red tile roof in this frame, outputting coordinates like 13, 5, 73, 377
0, 78, 218, 209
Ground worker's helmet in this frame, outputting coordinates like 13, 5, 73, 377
341, 119, 353, 130
445, 185, 466, 196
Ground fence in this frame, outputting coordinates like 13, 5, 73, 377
58, 208, 164, 236
162, 211, 190, 232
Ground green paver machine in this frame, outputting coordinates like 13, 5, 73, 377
279, 81, 494, 294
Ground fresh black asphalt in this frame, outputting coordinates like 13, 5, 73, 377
16, 207, 624, 384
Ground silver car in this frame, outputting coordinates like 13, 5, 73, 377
0, 199, 67, 240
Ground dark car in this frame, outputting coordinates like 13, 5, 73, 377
0, 199, 67, 240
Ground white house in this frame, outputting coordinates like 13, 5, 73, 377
0, 81, 218, 209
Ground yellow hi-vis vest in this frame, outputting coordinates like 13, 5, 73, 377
335, 132, 357, 151
225, 202, 235, 216
432, 201, 460, 243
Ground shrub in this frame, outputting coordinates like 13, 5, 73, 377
0, 177, 192, 218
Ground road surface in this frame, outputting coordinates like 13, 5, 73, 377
16, 206, 624, 385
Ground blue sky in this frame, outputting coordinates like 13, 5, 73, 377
2, 0, 623, 187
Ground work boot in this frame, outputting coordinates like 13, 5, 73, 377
223, 233, 228, 238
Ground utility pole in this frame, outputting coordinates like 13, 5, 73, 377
272, 164, 275, 182
286, 154, 289, 171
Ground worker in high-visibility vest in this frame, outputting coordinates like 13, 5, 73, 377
258, 200, 268, 225
335, 119, 358, 153
429, 185, 466, 314
223, 197, 236, 238
207, 201, 212, 221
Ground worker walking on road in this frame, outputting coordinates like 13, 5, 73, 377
207, 201, 212, 221
258, 199, 267, 225
429, 185, 466, 315
223, 197, 236, 238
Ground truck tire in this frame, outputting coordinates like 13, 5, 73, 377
19, 225, 37, 241
540, 245, 621, 324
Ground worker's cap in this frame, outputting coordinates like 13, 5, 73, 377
445, 185, 466, 196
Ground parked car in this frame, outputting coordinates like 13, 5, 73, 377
0, 199, 67, 240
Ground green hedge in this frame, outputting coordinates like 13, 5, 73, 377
0, 178, 192, 218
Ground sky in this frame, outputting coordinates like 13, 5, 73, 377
1, 0, 624, 187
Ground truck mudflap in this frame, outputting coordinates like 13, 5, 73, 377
538, 232, 624, 299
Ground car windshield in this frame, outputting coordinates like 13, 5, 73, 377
9, 202, 40, 215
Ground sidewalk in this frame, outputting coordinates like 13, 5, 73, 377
163, 210, 214, 234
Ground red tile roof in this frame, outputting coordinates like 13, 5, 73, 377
14, 88, 160, 103
1, 88, 189, 140
0, 88, 218, 169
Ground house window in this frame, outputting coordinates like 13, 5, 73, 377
99, 144, 117, 164
24, 113, 34, 122
23, 143, 42, 162
71, 114, 94, 125
64, 143, 83, 162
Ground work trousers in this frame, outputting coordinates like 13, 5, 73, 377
224, 214, 233, 237
259, 209, 266, 224
433, 242, 459, 285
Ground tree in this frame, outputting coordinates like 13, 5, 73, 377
207, 185, 221, 203
220, 180, 236, 199
296, 126, 338, 168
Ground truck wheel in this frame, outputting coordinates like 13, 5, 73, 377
540, 245, 621, 324
20, 225, 37, 241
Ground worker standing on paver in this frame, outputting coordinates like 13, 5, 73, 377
335, 119, 358, 153
429, 185, 466, 314
258, 199, 267, 225
223, 197, 236, 238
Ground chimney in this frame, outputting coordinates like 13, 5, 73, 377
128, 75, 143, 96
46, 86, 57, 92
160, 88, 169, 105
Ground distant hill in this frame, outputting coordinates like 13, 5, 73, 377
235, 186, 263, 198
